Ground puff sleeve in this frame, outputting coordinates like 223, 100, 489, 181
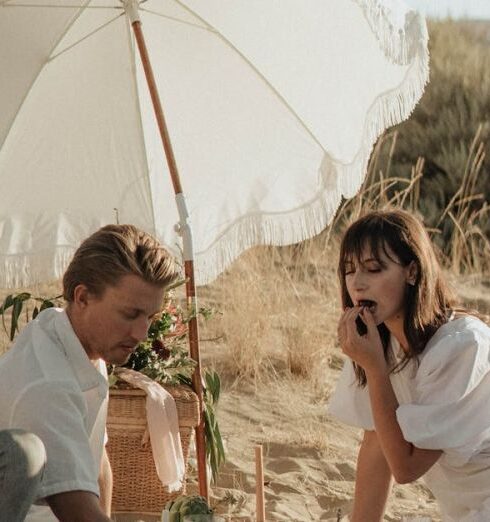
328, 357, 375, 430
396, 318, 490, 463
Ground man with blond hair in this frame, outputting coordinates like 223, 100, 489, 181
0, 224, 179, 522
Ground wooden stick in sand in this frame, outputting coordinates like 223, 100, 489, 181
255, 445, 266, 522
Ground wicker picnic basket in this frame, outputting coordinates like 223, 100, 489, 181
107, 384, 200, 514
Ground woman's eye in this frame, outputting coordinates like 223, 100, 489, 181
368, 268, 381, 273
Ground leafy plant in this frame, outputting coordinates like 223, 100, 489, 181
203, 368, 225, 484
108, 290, 226, 484
0, 293, 62, 341
114, 300, 197, 385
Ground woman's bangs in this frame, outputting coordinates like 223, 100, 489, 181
342, 225, 386, 268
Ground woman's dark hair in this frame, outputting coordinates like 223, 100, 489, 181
338, 209, 457, 386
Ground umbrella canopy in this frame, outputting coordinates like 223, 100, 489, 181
0, 0, 428, 288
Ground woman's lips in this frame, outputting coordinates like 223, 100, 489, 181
358, 299, 376, 312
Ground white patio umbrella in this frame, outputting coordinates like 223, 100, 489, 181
0, 0, 428, 497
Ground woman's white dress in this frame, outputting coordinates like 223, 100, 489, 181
328, 316, 490, 522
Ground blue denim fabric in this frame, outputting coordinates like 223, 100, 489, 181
0, 429, 46, 522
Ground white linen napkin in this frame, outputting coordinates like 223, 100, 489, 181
115, 368, 185, 491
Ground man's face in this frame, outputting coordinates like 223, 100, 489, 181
72, 274, 166, 364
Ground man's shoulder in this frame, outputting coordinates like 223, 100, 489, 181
0, 369, 85, 429
0, 309, 76, 391
10, 307, 64, 350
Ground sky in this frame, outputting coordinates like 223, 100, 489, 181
404, 0, 490, 19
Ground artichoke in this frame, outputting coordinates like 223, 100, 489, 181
166, 495, 213, 521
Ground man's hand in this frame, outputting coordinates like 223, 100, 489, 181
47, 490, 112, 522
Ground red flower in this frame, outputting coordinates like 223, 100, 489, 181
151, 339, 171, 360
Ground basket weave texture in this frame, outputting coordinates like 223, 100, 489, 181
107, 384, 200, 514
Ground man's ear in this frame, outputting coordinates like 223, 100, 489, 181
72, 284, 91, 308
406, 261, 418, 286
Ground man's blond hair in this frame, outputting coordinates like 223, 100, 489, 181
63, 224, 178, 301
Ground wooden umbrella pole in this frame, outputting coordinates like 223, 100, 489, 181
130, 16, 209, 499
131, 20, 182, 194
185, 258, 208, 496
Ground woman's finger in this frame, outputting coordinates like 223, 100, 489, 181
360, 307, 376, 329
345, 307, 362, 332
338, 307, 355, 332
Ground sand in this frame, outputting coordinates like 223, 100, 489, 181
112, 360, 442, 522
196, 370, 441, 522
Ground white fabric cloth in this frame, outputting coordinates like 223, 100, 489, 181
0, 0, 428, 287
0, 308, 108, 522
328, 316, 490, 522
115, 368, 185, 492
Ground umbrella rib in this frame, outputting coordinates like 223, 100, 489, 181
0, 1, 120, 7
140, 8, 217, 33
0, 1, 91, 151
153, 0, 327, 154
48, 13, 124, 63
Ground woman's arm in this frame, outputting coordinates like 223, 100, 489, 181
351, 430, 392, 522
338, 307, 442, 483
367, 370, 442, 483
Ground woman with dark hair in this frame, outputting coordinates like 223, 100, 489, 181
328, 209, 490, 522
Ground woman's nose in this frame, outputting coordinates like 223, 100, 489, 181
351, 270, 367, 290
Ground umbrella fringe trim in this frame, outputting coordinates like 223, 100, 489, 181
192, 185, 343, 286
193, 6, 429, 286
339, 23, 429, 196
0, 249, 74, 289
354, 0, 429, 66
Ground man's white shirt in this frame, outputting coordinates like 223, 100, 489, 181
0, 308, 108, 521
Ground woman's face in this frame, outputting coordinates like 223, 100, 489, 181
344, 244, 414, 330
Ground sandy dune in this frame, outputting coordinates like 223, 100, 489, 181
197, 371, 441, 522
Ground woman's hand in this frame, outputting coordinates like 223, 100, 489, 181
337, 306, 387, 375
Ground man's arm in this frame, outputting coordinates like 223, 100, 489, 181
47, 491, 112, 522
98, 447, 113, 516
351, 430, 392, 522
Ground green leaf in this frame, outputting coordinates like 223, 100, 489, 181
40, 299, 55, 311
10, 297, 24, 341
0, 294, 14, 315
203, 392, 225, 484
205, 370, 221, 405
0, 294, 14, 335
16, 292, 31, 302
